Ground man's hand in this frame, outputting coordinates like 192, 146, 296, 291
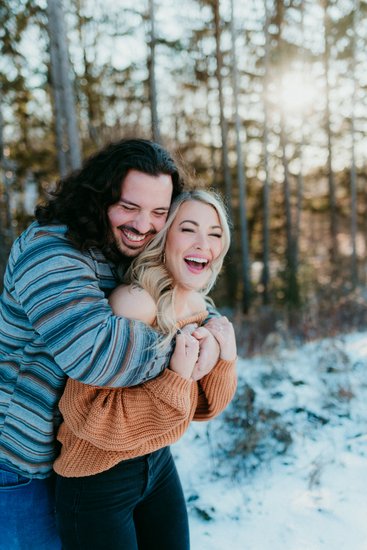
190, 326, 220, 381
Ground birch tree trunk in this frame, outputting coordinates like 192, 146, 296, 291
230, 0, 251, 312
47, 0, 82, 174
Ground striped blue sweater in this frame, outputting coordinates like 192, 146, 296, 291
0, 222, 174, 478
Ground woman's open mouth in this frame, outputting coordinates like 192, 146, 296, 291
184, 256, 209, 273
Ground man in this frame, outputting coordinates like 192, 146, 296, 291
0, 138, 220, 548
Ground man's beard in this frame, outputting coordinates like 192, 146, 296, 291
115, 225, 156, 256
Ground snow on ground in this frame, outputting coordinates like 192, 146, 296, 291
173, 331, 367, 550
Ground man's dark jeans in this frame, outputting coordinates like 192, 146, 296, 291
0, 464, 61, 549
55, 446, 190, 549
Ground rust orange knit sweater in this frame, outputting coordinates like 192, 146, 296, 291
54, 312, 237, 477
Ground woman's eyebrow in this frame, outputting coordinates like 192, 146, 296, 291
179, 219, 199, 226
179, 220, 222, 230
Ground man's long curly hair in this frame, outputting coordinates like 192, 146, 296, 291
35, 139, 184, 260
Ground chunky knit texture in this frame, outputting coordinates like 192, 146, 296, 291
54, 312, 237, 477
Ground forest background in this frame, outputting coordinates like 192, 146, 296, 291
1, 0, 367, 356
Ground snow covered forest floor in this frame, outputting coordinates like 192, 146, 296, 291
173, 330, 367, 550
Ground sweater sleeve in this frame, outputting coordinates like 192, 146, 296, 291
11, 229, 172, 387
193, 358, 237, 421
59, 369, 197, 451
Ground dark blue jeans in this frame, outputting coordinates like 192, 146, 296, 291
0, 463, 61, 549
55, 446, 190, 550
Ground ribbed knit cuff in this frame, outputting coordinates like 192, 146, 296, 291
176, 311, 208, 329
215, 357, 237, 372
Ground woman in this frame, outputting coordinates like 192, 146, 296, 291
54, 190, 237, 550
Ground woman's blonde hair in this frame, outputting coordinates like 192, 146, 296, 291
124, 189, 231, 347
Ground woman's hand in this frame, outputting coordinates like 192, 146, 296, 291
205, 316, 237, 361
170, 326, 200, 380
190, 326, 219, 381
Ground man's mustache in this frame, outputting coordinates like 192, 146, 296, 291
117, 225, 156, 237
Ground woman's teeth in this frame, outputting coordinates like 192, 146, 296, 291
184, 257, 209, 269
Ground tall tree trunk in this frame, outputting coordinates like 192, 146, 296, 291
47, 0, 82, 174
200, 49, 218, 188
0, 101, 15, 284
294, 0, 305, 273
48, 36, 68, 177
213, 0, 232, 219
275, 0, 299, 305
75, 0, 102, 148
148, 0, 161, 143
212, 0, 237, 305
322, 0, 338, 265
261, 0, 271, 305
205, 82, 218, 188
280, 108, 299, 305
350, 0, 359, 286
230, 0, 251, 312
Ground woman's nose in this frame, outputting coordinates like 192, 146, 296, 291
194, 234, 209, 250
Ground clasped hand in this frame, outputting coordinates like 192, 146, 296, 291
169, 317, 237, 381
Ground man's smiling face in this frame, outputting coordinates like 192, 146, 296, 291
108, 169, 173, 257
